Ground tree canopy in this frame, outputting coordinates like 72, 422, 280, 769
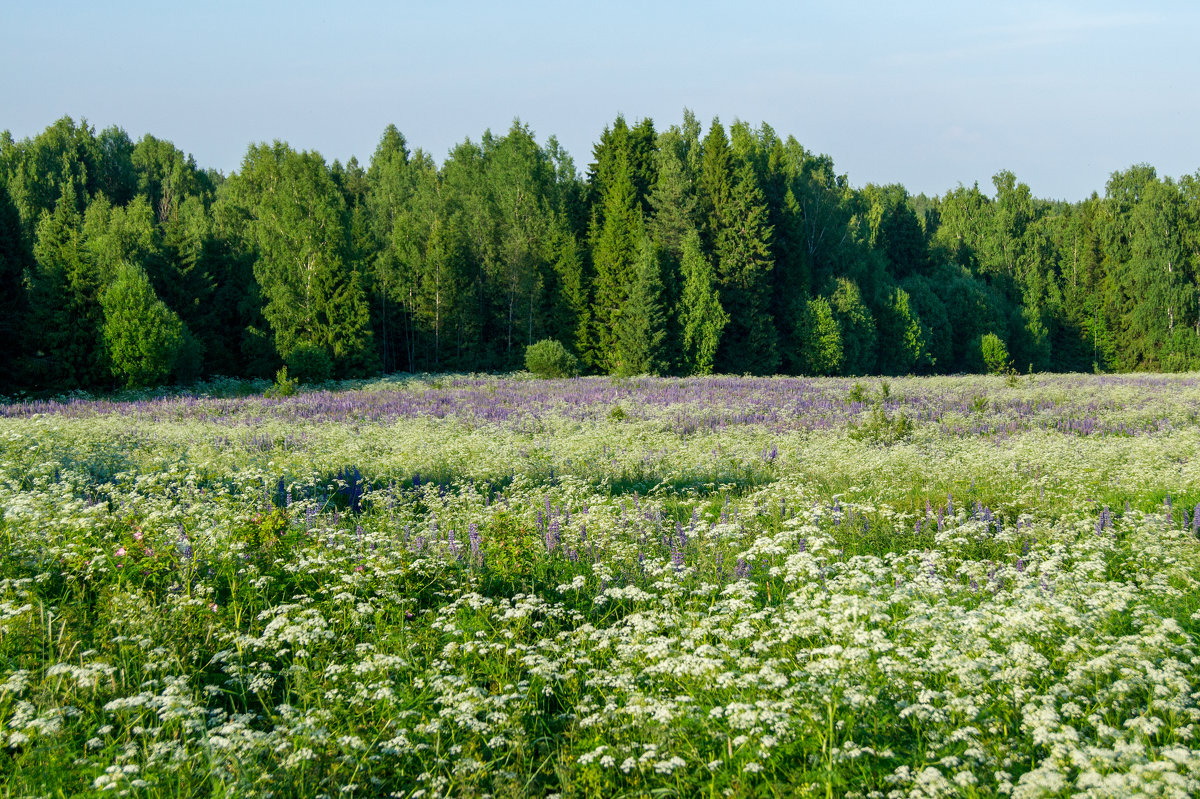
2, 113, 1199, 393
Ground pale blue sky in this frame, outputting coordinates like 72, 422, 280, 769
2, 1, 1197, 199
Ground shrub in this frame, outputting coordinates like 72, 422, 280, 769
266, 366, 299, 398
981, 333, 1011, 375
525, 339, 579, 378
286, 344, 333, 384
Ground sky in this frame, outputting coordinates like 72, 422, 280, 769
2, 0, 1197, 200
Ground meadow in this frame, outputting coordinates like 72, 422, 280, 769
1, 373, 1199, 798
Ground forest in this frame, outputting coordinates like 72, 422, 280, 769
1, 112, 1198, 393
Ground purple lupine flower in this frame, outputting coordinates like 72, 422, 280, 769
734, 558, 749, 580
937, 507, 944, 533
546, 519, 560, 553
1193, 505, 1199, 537
448, 528, 459, 560
468, 522, 481, 565
677, 521, 687, 549
1016, 558, 1026, 572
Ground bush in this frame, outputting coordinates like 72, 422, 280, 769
525, 339, 579, 378
286, 344, 333, 384
266, 366, 299, 398
981, 333, 1011, 376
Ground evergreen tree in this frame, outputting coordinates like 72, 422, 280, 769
699, 118, 733, 249
101, 262, 184, 387
677, 230, 727, 375
0, 181, 29, 389
792, 295, 843, 376
27, 178, 106, 387
899, 275, 951, 373
715, 161, 778, 374
588, 151, 642, 372
647, 127, 699, 261
829, 277, 877, 375
614, 235, 667, 375
876, 287, 930, 375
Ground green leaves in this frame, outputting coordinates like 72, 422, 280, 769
101, 262, 184, 388
226, 142, 372, 374
678, 230, 726, 375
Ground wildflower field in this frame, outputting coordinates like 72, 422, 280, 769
2, 374, 1200, 799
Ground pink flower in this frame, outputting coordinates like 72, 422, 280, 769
115, 547, 126, 558
133, 531, 143, 542
144, 548, 153, 557
210, 603, 218, 612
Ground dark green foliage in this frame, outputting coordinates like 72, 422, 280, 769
614, 236, 668, 376
875, 287, 930, 375
4, 113, 1200, 394
0, 181, 29, 388
588, 150, 642, 373
792, 295, 843, 376
285, 343, 334, 384
525, 338, 579, 378
828, 278, 877, 375
677, 230, 727, 375
101, 262, 184, 388
223, 142, 373, 373
27, 178, 107, 388
715, 161, 778, 375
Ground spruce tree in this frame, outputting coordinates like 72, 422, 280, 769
792, 295, 843, 376
588, 151, 642, 372
28, 178, 107, 387
699, 118, 733, 250
0, 182, 29, 389
677, 229, 726, 375
876, 287, 929, 374
101, 262, 184, 387
715, 161, 778, 374
829, 278, 877, 375
614, 235, 667, 375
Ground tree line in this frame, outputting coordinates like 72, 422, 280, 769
1, 113, 1198, 392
